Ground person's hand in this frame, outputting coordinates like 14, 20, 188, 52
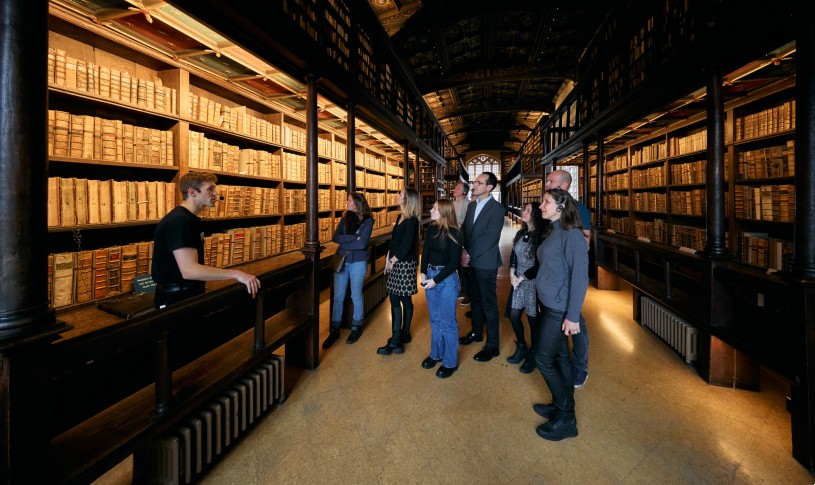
562, 318, 580, 336
460, 250, 470, 268
384, 258, 393, 273
423, 278, 437, 289
235, 271, 261, 297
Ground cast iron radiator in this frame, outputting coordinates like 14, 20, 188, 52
132, 354, 285, 484
640, 297, 698, 364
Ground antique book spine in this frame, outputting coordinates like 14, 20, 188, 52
59, 177, 76, 227
133, 126, 145, 165
74, 178, 89, 226
112, 180, 128, 223
165, 182, 176, 216
68, 114, 83, 158
99, 66, 110, 98
52, 252, 75, 308
137, 79, 147, 107
203, 235, 212, 266
120, 70, 132, 104
82, 115, 95, 159
98, 179, 112, 224
229, 228, 245, 265
156, 181, 166, 219
73, 250, 94, 303
123, 123, 134, 163
127, 181, 137, 221
87, 179, 100, 225
147, 181, 158, 220
87, 62, 97, 95
48, 110, 55, 155
106, 246, 122, 295
188, 131, 200, 169
115, 120, 124, 162
129, 74, 138, 104
53, 110, 70, 157
165, 130, 173, 166
149, 129, 161, 165
64, 55, 77, 89
93, 116, 102, 159
100, 118, 116, 161
92, 248, 108, 299
136, 241, 151, 276
48, 177, 60, 227
120, 243, 138, 293
47, 254, 53, 306
76, 60, 88, 92
110, 68, 121, 101
243, 226, 251, 262
48, 47, 56, 83
136, 181, 148, 221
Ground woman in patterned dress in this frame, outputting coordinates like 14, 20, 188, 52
377, 187, 421, 355
507, 202, 548, 372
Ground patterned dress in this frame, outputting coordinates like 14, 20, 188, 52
511, 235, 538, 317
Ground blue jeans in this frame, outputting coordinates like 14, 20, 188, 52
535, 305, 575, 415
425, 266, 460, 368
571, 314, 589, 372
332, 260, 367, 323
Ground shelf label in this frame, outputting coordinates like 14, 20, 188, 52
134, 274, 157, 293
637, 237, 651, 243
607, 229, 616, 233
678, 246, 696, 254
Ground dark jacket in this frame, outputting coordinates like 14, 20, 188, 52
333, 214, 374, 263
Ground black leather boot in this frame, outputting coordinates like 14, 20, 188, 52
507, 341, 527, 364
519, 350, 536, 373
376, 339, 403, 355
400, 303, 413, 344
535, 412, 578, 441
322, 321, 342, 349
346, 320, 363, 344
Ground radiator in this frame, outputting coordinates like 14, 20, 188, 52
640, 297, 698, 364
133, 354, 285, 485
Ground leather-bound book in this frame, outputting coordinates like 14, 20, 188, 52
52, 252, 75, 308
73, 250, 93, 303
120, 243, 138, 293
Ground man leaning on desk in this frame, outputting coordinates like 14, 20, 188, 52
152, 171, 261, 309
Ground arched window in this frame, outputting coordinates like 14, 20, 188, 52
466, 154, 501, 201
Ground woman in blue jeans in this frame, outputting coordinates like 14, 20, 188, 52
323, 193, 374, 349
533, 188, 588, 440
420, 200, 462, 378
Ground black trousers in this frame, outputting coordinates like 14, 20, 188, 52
466, 266, 500, 349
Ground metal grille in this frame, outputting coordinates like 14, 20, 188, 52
640, 297, 698, 364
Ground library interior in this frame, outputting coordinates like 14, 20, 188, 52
1, 0, 814, 483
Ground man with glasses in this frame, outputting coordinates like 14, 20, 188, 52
459, 172, 505, 362
153, 171, 260, 309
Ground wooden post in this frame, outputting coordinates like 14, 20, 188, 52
346, 103, 356, 192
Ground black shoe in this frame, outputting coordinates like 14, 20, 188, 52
464, 311, 472, 318
422, 356, 439, 369
533, 403, 557, 420
507, 342, 527, 364
400, 331, 412, 344
519, 354, 536, 374
459, 331, 483, 345
536, 414, 578, 441
322, 330, 340, 349
377, 341, 403, 355
473, 346, 499, 362
436, 365, 458, 378
346, 327, 362, 344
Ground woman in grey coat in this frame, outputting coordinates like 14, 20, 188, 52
533, 188, 588, 441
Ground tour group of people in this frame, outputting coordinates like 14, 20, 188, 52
323, 169, 592, 441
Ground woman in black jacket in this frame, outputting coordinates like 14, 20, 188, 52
377, 187, 421, 355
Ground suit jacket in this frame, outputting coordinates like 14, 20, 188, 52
462, 196, 504, 270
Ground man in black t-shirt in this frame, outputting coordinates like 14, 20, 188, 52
153, 171, 260, 309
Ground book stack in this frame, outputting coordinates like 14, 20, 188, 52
318, 189, 332, 211
670, 225, 707, 251
318, 217, 333, 243
284, 189, 307, 213
318, 163, 332, 185
605, 172, 629, 191
334, 189, 347, 209
669, 189, 705, 215
605, 153, 628, 172
282, 152, 307, 182
604, 193, 629, 210
631, 139, 667, 166
670, 160, 706, 185
634, 219, 667, 243
282, 223, 305, 252
737, 141, 795, 179
633, 192, 666, 212
736, 99, 796, 141
669, 127, 707, 156
632, 165, 666, 188
610, 216, 630, 234
734, 184, 794, 222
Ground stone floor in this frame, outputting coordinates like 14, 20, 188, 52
95, 220, 813, 484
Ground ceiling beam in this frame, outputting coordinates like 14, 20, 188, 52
417, 65, 571, 92
438, 102, 551, 120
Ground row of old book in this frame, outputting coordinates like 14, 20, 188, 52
605, 172, 629, 191
669, 189, 706, 216
49, 110, 174, 165
669, 127, 707, 157
48, 48, 177, 116
605, 153, 628, 173
631, 165, 667, 188
736, 99, 796, 141
604, 193, 629, 210
48, 242, 153, 309
634, 219, 668, 244
632, 192, 666, 212
737, 141, 795, 179
739, 233, 794, 271
188, 131, 283, 178
632, 139, 668, 166
48, 177, 177, 227
670, 159, 706, 185
670, 225, 710, 252
734, 184, 795, 222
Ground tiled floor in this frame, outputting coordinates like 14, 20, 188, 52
96, 221, 813, 484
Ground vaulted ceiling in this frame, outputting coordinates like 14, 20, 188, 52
368, 1, 609, 155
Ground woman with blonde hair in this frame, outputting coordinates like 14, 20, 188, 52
419, 199, 463, 378
377, 187, 421, 355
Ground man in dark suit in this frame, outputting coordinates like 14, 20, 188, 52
459, 171, 505, 362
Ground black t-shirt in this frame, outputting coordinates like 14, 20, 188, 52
152, 205, 205, 288
420, 225, 462, 284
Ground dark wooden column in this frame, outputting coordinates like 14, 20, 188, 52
346, 102, 356, 192
414, 147, 421, 193
594, 134, 604, 228
291, 73, 321, 369
582, 141, 591, 207
0, 0, 65, 482
704, 64, 728, 256
789, 7, 815, 471
403, 142, 410, 184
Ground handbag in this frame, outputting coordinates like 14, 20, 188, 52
330, 252, 347, 272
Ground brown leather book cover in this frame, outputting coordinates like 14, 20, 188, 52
82, 115, 95, 159
123, 123, 134, 163
53, 110, 70, 157
127, 181, 138, 221
76, 60, 88, 93
136, 241, 151, 276
87, 179, 100, 225
165, 182, 176, 216
93, 248, 108, 300
69, 114, 83, 158
73, 250, 94, 303
106, 246, 122, 295
120, 243, 138, 293
48, 47, 56, 84
136, 181, 148, 221
54, 49, 66, 86
229, 228, 245, 265
147, 181, 158, 220
115, 120, 124, 162
111, 180, 128, 223
52, 252, 75, 308
100, 118, 116, 161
